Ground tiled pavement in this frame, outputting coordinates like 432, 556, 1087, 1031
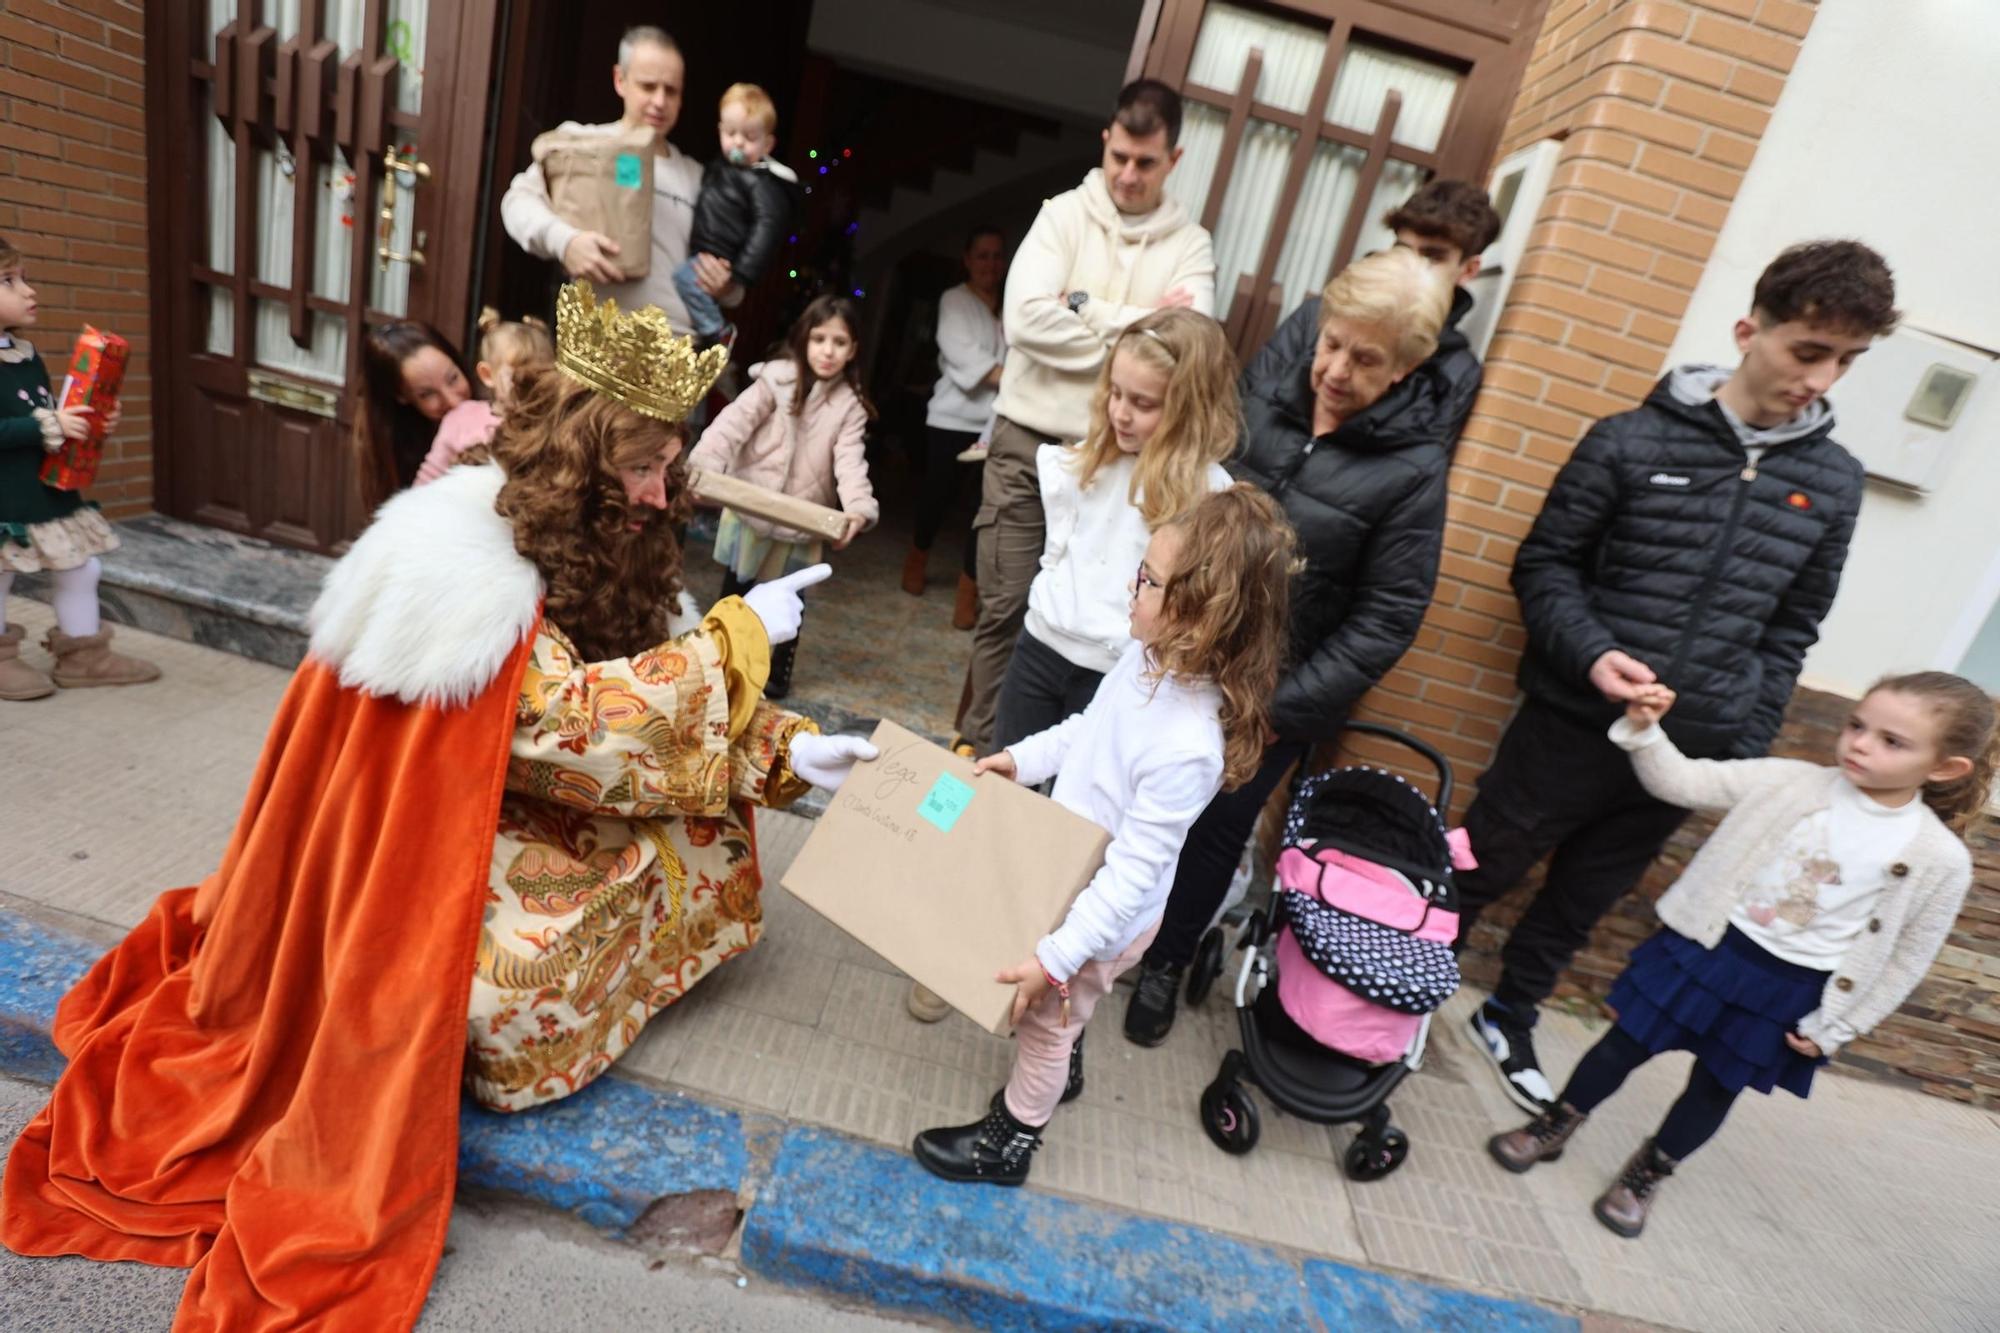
4, 597, 1996, 1332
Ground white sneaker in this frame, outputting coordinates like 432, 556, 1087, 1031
1467, 1001, 1557, 1113
955, 441, 989, 464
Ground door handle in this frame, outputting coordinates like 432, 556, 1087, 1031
375, 144, 430, 270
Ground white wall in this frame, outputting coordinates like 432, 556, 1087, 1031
1664, 0, 2000, 697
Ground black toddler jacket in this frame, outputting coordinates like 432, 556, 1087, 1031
1511, 374, 1864, 758
689, 158, 798, 288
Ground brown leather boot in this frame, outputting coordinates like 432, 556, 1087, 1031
901, 546, 928, 596
951, 574, 978, 631
44, 626, 161, 688
0, 625, 55, 700
1593, 1138, 1677, 1238
1488, 1102, 1588, 1174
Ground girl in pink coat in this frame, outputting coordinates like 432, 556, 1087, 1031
690, 294, 878, 697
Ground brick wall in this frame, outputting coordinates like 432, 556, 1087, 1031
0, 0, 151, 517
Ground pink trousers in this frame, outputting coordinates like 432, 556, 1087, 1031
1003, 921, 1160, 1127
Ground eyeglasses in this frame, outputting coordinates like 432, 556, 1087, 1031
1134, 561, 1163, 593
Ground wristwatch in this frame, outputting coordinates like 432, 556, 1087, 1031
1066, 290, 1089, 314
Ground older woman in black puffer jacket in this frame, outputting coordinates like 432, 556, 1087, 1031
1124, 246, 1464, 1046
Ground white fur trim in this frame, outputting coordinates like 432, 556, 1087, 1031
307, 464, 542, 707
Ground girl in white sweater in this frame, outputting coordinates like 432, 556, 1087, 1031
1490, 672, 1996, 1238
991, 307, 1237, 755
912, 485, 1294, 1186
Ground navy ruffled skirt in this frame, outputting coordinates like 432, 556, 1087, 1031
1607, 926, 1832, 1098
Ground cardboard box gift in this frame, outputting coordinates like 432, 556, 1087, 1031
38, 325, 129, 492
532, 125, 656, 279
782, 721, 1110, 1035
688, 468, 849, 544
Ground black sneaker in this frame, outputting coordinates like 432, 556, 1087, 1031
1467, 1000, 1557, 1113
1122, 959, 1183, 1047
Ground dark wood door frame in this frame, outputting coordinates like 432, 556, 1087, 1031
1137, 0, 1548, 357
146, 1, 500, 552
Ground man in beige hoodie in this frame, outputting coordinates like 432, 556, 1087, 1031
955, 78, 1216, 756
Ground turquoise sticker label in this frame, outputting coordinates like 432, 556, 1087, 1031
614, 152, 643, 189
916, 773, 975, 833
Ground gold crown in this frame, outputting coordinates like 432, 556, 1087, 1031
555, 281, 729, 422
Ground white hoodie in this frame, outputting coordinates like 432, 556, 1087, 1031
1010, 642, 1225, 981
1024, 444, 1233, 674
995, 169, 1215, 442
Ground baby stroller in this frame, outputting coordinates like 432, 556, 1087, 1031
1193, 724, 1468, 1180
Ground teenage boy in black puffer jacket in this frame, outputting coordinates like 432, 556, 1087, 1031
674, 83, 799, 350
1460, 241, 1899, 1114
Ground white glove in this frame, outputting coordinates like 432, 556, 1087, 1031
736, 564, 832, 646
787, 733, 879, 791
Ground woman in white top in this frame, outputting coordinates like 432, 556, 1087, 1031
905, 227, 1006, 626
990, 308, 1238, 755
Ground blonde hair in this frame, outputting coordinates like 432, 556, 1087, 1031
1149, 485, 1296, 788
720, 83, 777, 135
1070, 308, 1238, 528
1866, 671, 2000, 834
1320, 247, 1453, 374
476, 306, 553, 371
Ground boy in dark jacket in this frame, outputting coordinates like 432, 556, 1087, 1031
673, 83, 799, 350
1460, 241, 1899, 1113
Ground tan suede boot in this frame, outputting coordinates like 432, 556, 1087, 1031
44, 626, 162, 688
901, 546, 928, 597
0, 625, 55, 700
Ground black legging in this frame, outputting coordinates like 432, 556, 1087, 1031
1560, 1024, 1740, 1161
914, 426, 981, 573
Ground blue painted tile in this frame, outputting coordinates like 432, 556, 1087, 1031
457, 1077, 748, 1234
1304, 1259, 1579, 1332
742, 1125, 1318, 1332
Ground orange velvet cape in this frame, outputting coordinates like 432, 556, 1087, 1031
2, 633, 533, 1330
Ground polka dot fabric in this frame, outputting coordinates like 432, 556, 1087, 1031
1276, 765, 1462, 1016
1277, 888, 1460, 1015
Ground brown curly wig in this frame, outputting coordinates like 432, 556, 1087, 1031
1148, 484, 1296, 788
486, 364, 693, 663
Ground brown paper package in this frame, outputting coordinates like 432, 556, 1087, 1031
689, 468, 850, 544
782, 721, 1111, 1036
531, 126, 656, 279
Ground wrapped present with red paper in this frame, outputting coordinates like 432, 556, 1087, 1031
38, 325, 129, 492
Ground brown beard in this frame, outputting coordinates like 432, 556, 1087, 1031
488, 367, 696, 665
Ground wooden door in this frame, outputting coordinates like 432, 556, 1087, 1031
148, 1, 500, 553
1133, 0, 1546, 358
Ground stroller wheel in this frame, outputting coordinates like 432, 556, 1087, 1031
1343, 1126, 1409, 1181
1200, 1078, 1260, 1155
1185, 927, 1226, 1007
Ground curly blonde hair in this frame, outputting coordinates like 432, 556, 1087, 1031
1069, 308, 1238, 528
486, 365, 692, 663
1147, 484, 1296, 787
1868, 671, 2000, 833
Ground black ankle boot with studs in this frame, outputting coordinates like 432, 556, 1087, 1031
913, 1095, 1045, 1186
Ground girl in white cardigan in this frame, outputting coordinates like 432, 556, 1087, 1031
990, 307, 1238, 756
1490, 671, 1996, 1238
912, 485, 1294, 1186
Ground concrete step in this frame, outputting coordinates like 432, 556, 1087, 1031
13, 514, 325, 671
